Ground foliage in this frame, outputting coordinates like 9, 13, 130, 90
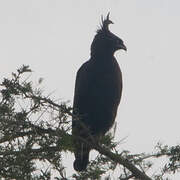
0, 65, 179, 179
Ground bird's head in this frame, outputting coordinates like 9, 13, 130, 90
91, 13, 127, 57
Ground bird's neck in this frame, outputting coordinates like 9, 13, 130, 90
91, 51, 115, 61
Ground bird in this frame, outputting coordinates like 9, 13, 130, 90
72, 13, 127, 172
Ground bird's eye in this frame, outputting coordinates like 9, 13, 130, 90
117, 39, 123, 44
116, 39, 120, 44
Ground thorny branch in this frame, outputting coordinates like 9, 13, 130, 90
0, 65, 179, 180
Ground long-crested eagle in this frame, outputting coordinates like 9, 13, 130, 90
72, 13, 127, 171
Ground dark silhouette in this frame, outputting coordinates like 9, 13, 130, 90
72, 13, 127, 171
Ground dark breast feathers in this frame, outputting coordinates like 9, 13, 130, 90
72, 57, 123, 172
73, 58, 122, 136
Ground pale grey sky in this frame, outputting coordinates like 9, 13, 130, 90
0, 0, 180, 179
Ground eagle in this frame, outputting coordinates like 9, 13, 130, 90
72, 13, 126, 171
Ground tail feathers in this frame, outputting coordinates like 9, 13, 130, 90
73, 144, 90, 171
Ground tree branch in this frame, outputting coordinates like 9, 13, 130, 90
94, 143, 152, 180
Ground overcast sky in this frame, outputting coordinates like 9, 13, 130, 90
0, 0, 180, 179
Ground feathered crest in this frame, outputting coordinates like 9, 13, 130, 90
98, 12, 113, 32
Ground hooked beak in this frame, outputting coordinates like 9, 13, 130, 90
119, 43, 127, 51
